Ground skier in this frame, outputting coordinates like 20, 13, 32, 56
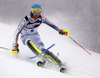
12, 3, 69, 72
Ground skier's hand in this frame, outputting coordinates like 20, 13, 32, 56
59, 29, 69, 37
11, 43, 19, 54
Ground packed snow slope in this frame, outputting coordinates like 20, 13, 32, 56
0, 23, 100, 78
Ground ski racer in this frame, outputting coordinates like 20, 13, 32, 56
12, 3, 69, 72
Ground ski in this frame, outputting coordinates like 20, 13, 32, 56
29, 44, 55, 59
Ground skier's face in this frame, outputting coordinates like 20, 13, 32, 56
32, 11, 41, 19
33, 14, 39, 19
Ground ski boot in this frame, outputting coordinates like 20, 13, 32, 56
37, 60, 46, 67
59, 63, 66, 73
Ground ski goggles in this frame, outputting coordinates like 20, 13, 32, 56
31, 8, 42, 13
32, 11, 41, 15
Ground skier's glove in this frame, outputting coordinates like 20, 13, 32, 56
59, 29, 69, 37
11, 43, 19, 54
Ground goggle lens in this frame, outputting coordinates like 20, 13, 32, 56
32, 11, 40, 15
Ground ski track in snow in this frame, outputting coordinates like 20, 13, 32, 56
0, 23, 100, 78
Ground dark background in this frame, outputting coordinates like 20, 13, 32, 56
0, 0, 100, 53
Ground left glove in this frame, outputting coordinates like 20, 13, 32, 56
59, 29, 69, 37
11, 43, 19, 54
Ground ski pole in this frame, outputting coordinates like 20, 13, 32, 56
0, 46, 11, 51
66, 34, 91, 55
0, 46, 16, 53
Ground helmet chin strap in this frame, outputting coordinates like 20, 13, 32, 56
31, 11, 33, 17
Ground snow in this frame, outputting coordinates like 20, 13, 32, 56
0, 23, 100, 78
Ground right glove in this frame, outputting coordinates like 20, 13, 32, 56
11, 43, 19, 54
59, 29, 69, 37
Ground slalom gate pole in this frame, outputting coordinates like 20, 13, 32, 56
67, 36, 91, 55
29, 44, 55, 59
